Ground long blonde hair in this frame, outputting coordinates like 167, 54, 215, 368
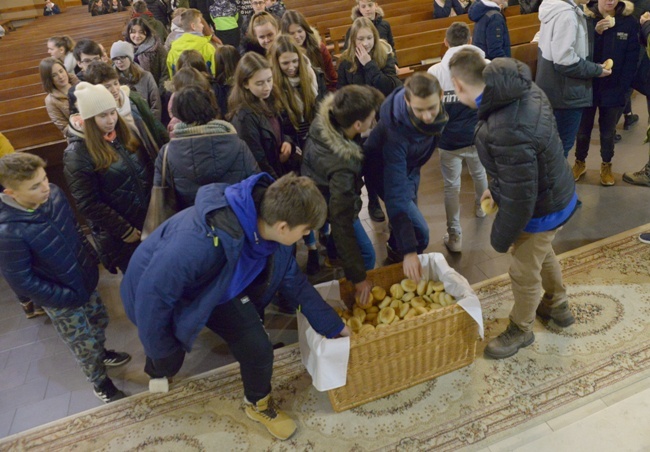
268, 35, 316, 128
83, 113, 140, 171
339, 17, 389, 73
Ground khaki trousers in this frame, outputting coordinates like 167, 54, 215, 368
508, 229, 567, 332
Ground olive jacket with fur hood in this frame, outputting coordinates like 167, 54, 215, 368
301, 94, 367, 284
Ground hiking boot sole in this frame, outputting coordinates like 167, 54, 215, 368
483, 334, 535, 359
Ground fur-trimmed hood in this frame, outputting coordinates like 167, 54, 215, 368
309, 93, 364, 161
584, 0, 633, 19
350, 5, 385, 22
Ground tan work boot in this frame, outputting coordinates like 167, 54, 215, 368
600, 162, 615, 186
484, 321, 535, 359
244, 394, 297, 440
572, 159, 587, 181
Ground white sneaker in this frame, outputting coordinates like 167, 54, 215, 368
444, 233, 462, 253
475, 204, 486, 218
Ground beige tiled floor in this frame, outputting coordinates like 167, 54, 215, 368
2, 95, 650, 447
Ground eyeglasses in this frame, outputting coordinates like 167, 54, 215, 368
111, 56, 129, 61
80, 56, 100, 64
251, 1, 265, 6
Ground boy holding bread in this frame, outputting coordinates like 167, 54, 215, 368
449, 51, 578, 359
301, 85, 385, 307
121, 173, 349, 440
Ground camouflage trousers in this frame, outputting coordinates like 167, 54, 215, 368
43, 292, 108, 385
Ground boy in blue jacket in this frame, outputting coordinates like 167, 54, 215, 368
121, 172, 349, 441
0, 153, 131, 403
468, 0, 511, 60
364, 72, 448, 282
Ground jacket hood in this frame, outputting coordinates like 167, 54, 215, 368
538, 0, 578, 23
66, 114, 85, 140
194, 173, 273, 232
174, 33, 213, 48
381, 87, 448, 137
469, 0, 502, 21
350, 5, 385, 21
310, 94, 364, 161
478, 58, 532, 118
585, 0, 633, 19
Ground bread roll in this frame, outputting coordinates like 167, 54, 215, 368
401, 279, 417, 293
371, 286, 386, 302
390, 284, 404, 299
411, 296, 426, 308
365, 305, 379, 313
399, 302, 410, 318
431, 281, 445, 292
378, 296, 392, 309
416, 279, 427, 296
359, 324, 375, 336
426, 280, 436, 295
414, 306, 428, 316
379, 307, 396, 324
402, 292, 415, 302
603, 58, 613, 70
481, 198, 498, 215
390, 299, 402, 309
353, 307, 366, 322
348, 316, 362, 333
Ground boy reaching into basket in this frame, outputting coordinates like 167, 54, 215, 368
121, 172, 349, 441
301, 85, 385, 307
449, 51, 578, 359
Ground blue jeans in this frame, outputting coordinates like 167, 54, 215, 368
439, 145, 488, 236
326, 218, 375, 270
554, 108, 584, 158
387, 200, 430, 255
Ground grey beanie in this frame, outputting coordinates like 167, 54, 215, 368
110, 40, 134, 61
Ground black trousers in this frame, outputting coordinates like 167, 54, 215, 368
575, 105, 624, 164
144, 296, 273, 403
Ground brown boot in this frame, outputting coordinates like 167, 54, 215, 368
537, 301, 575, 327
600, 162, 615, 186
484, 321, 534, 359
572, 159, 586, 181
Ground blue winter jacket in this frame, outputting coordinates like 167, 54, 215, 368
0, 185, 99, 308
469, 0, 511, 59
120, 173, 345, 360
364, 88, 448, 255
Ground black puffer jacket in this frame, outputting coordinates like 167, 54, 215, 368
301, 94, 366, 283
230, 107, 297, 179
475, 58, 575, 253
0, 185, 99, 309
154, 120, 260, 209
63, 134, 153, 272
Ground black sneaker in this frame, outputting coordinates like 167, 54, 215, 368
103, 350, 131, 367
639, 233, 650, 244
93, 378, 126, 403
614, 133, 622, 143
624, 113, 639, 130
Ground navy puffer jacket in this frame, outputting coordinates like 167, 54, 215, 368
0, 185, 99, 308
63, 134, 153, 272
469, 0, 511, 59
475, 58, 576, 252
154, 120, 260, 209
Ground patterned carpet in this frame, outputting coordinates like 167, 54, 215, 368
3, 226, 650, 451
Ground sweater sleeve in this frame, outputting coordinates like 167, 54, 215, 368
434, 0, 453, 19
320, 42, 338, 90
145, 72, 162, 121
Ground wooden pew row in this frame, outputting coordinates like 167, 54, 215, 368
0, 84, 43, 102
326, 10, 434, 54
0, 12, 130, 48
0, 94, 46, 114
286, 0, 437, 11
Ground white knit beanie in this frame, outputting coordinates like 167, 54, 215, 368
75, 82, 117, 120
110, 40, 135, 61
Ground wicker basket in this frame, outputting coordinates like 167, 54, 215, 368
327, 262, 479, 412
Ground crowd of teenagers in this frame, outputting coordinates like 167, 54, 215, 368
3, 0, 650, 441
